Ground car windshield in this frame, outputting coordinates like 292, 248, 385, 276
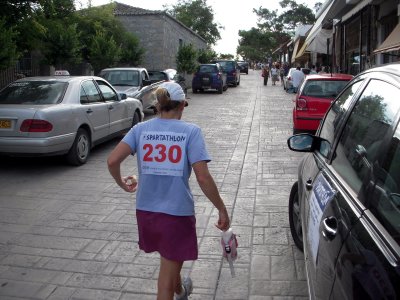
148, 71, 167, 81
217, 61, 235, 71
199, 65, 218, 73
100, 70, 140, 86
0, 81, 68, 104
302, 80, 349, 98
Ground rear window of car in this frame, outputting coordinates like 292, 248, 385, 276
0, 81, 68, 104
199, 65, 218, 73
302, 80, 349, 98
100, 70, 140, 86
148, 71, 167, 81
216, 61, 235, 71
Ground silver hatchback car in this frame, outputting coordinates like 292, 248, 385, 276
0, 75, 144, 165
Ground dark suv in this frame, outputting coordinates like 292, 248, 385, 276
213, 60, 240, 87
192, 63, 228, 94
287, 63, 400, 299
237, 61, 249, 74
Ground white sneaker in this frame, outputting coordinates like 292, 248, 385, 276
175, 276, 193, 300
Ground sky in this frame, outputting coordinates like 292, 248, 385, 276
77, 0, 319, 56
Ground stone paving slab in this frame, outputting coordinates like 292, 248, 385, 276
0, 70, 307, 299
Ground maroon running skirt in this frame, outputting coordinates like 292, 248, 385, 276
136, 210, 198, 261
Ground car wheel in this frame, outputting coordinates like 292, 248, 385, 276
232, 81, 237, 87
66, 128, 91, 166
193, 88, 198, 94
223, 84, 228, 91
132, 110, 141, 127
289, 182, 303, 251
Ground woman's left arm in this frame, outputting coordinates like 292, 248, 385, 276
107, 142, 137, 193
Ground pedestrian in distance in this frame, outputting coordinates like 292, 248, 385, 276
270, 64, 279, 85
262, 65, 270, 86
107, 82, 230, 300
310, 65, 317, 74
279, 65, 285, 85
291, 66, 305, 93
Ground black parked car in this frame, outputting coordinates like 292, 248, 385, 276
213, 60, 240, 87
237, 61, 249, 74
287, 63, 400, 299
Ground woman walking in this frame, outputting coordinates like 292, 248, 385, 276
270, 64, 279, 85
107, 82, 230, 300
262, 65, 270, 86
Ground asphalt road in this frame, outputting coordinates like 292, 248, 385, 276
0, 69, 308, 300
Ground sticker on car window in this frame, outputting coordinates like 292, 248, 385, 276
139, 131, 187, 177
308, 174, 336, 264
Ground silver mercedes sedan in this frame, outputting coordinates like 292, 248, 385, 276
0, 75, 144, 165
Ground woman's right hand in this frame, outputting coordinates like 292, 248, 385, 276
215, 208, 230, 231
120, 175, 138, 193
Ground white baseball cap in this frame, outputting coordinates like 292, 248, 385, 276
159, 82, 188, 106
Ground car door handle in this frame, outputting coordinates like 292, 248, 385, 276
306, 178, 313, 190
321, 216, 338, 241
108, 105, 114, 110
86, 109, 93, 114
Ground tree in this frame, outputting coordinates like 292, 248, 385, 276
166, 0, 222, 45
40, 21, 82, 68
219, 53, 234, 60
119, 32, 144, 67
254, 0, 315, 33
176, 44, 197, 75
238, 0, 315, 61
89, 30, 121, 73
76, 4, 144, 67
197, 47, 217, 64
0, 18, 19, 70
237, 28, 275, 62
0, 1, 41, 27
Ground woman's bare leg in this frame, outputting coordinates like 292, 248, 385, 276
157, 256, 184, 300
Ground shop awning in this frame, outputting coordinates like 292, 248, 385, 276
305, 0, 334, 45
295, 41, 309, 59
291, 39, 301, 63
306, 29, 333, 54
373, 23, 400, 54
342, 0, 373, 22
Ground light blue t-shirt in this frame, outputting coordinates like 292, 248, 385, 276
122, 118, 211, 216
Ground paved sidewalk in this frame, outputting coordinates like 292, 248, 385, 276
0, 70, 308, 299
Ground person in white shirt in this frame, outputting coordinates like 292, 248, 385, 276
291, 66, 305, 93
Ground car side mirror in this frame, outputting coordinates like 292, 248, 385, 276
287, 134, 314, 152
119, 93, 127, 100
287, 133, 330, 153
143, 79, 151, 87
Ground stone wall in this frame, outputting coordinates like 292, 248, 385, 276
117, 13, 206, 71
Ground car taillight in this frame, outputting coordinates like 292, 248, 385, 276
20, 119, 53, 132
218, 72, 222, 79
233, 72, 236, 76
296, 98, 307, 110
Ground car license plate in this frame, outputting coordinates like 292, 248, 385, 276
202, 77, 210, 83
0, 120, 11, 129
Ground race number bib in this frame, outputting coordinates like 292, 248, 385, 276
139, 131, 187, 176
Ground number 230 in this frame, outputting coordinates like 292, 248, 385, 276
143, 144, 182, 163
